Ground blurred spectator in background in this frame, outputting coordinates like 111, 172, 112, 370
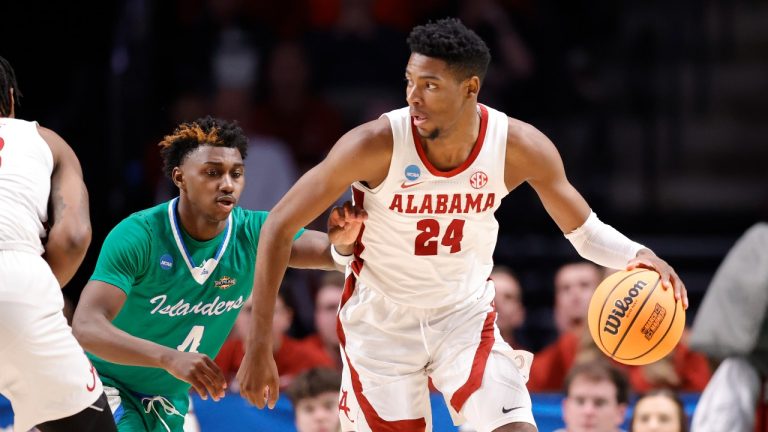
211, 85, 299, 212
304, 0, 406, 127
554, 261, 603, 335
557, 360, 629, 432
215, 289, 333, 392
629, 389, 687, 432
690, 222, 768, 432
302, 272, 345, 371
529, 262, 710, 393
287, 368, 343, 432
528, 261, 603, 391
490, 265, 528, 351
252, 41, 344, 174
457, 0, 534, 112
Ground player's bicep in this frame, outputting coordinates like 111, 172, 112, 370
268, 119, 391, 233
40, 126, 90, 229
77, 280, 128, 322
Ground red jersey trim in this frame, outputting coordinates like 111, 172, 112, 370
411, 104, 489, 178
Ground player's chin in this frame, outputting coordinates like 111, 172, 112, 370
212, 201, 235, 217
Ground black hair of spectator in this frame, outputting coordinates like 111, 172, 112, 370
407, 18, 491, 83
158, 116, 248, 179
0, 56, 22, 117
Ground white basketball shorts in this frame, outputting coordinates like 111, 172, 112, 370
336, 273, 536, 432
0, 250, 103, 432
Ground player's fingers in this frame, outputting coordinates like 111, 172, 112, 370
352, 207, 368, 221
244, 386, 265, 408
626, 258, 653, 271
189, 376, 208, 400
195, 368, 221, 401
268, 381, 279, 409
329, 206, 344, 225
202, 357, 227, 399
671, 273, 689, 309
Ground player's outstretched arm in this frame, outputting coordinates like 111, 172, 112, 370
237, 118, 391, 408
72, 280, 227, 401
286, 202, 367, 271
38, 126, 91, 288
506, 118, 687, 307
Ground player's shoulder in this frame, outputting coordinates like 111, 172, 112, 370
503, 115, 557, 160
232, 206, 269, 227
117, 201, 168, 234
505, 116, 547, 148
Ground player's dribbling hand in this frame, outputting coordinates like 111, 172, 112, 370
164, 351, 227, 401
627, 249, 689, 309
328, 201, 368, 253
236, 348, 279, 409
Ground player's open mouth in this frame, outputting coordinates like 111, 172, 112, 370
216, 196, 236, 208
412, 115, 428, 127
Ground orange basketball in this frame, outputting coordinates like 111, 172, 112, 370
587, 269, 685, 365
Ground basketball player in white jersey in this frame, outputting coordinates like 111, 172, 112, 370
238, 19, 689, 432
0, 56, 117, 431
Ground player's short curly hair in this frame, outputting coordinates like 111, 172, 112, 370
407, 18, 491, 83
158, 116, 248, 179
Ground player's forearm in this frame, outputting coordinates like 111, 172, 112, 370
43, 222, 91, 287
289, 230, 337, 270
248, 224, 295, 349
73, 313, 176, 369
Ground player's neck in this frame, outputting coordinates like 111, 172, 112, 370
420, 104, 481, 170
176, 198, 228, 241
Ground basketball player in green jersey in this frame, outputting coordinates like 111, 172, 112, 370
71, 116, 364, 431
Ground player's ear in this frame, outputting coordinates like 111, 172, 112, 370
465, 76, 480, 98
172, 167, 184, 190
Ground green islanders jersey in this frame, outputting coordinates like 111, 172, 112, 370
88, 198, 303, 397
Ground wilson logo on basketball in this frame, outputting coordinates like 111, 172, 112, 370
603, 280, 647, 335
469, 171, 488, 189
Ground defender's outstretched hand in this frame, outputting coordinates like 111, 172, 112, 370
627, 249, 688, 309
328, 201, 368, 253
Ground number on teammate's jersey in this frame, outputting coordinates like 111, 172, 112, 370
414, 219, 465, 255
177, 325, 205, 353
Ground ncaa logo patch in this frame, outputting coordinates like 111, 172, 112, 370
405, 164, 421, 181
470, 171, 488, 189
159, 254, 174, 270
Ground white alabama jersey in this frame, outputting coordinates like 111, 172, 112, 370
351, 104, 509, 308
0, 118, 53, 255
